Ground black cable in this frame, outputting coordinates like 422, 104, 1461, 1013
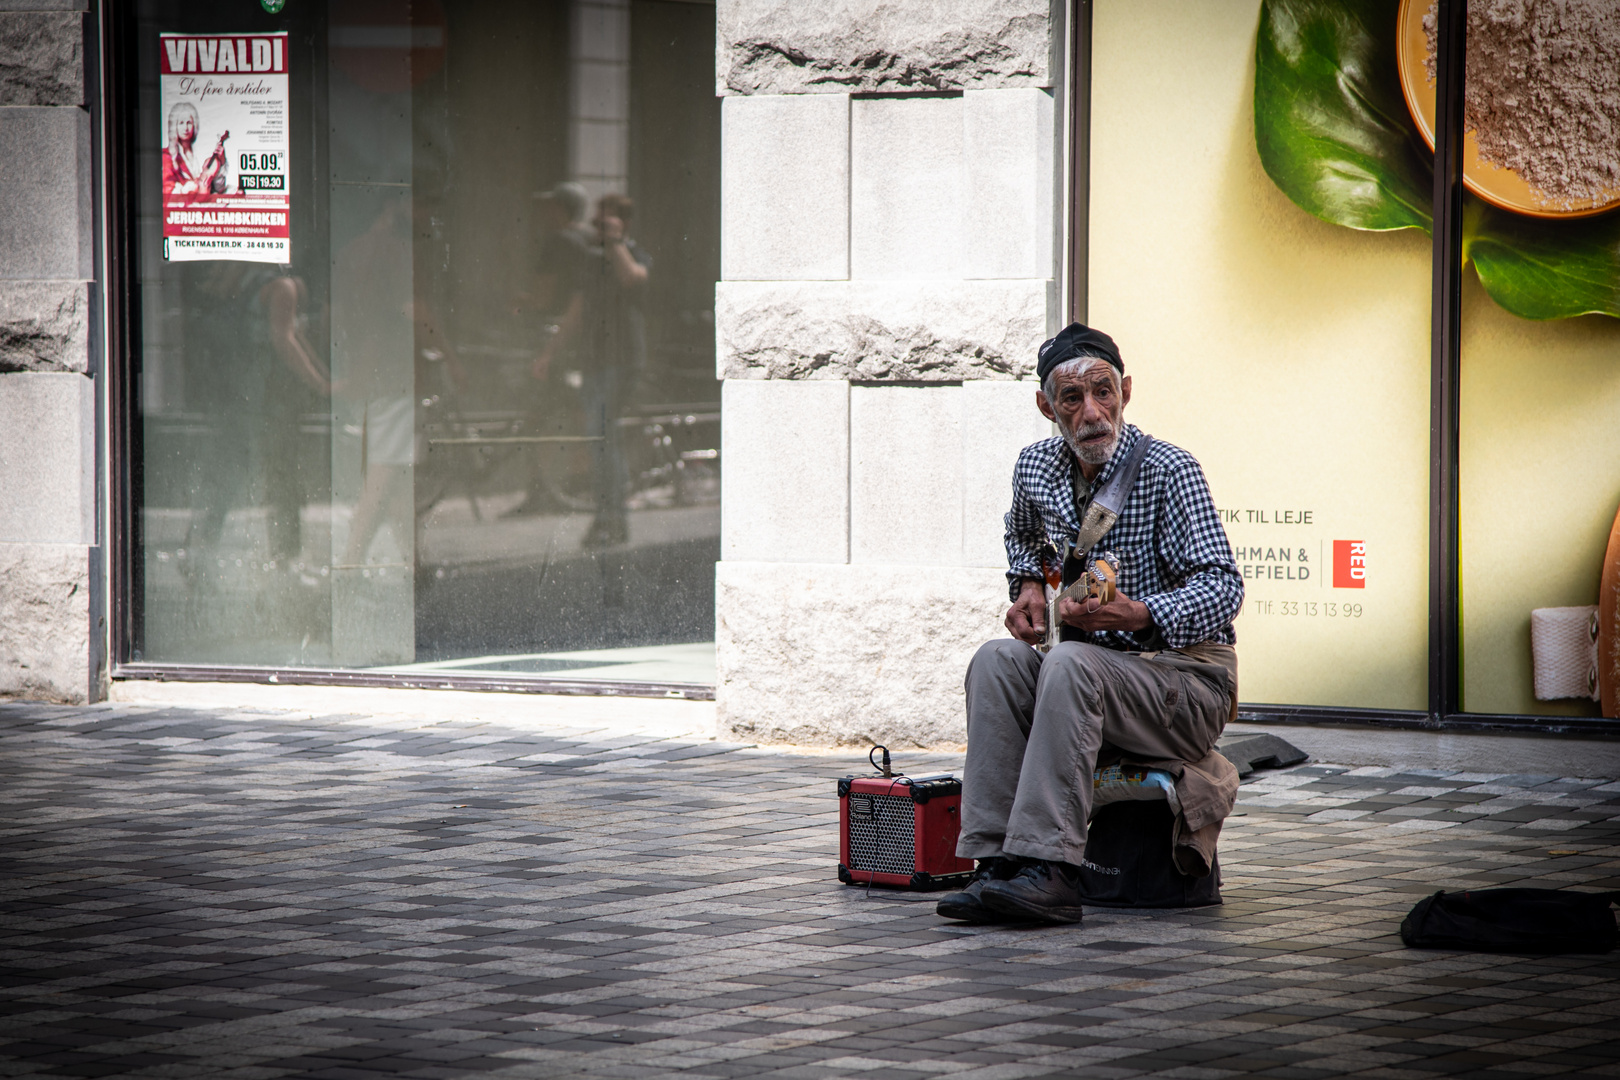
859, 744, 907, 899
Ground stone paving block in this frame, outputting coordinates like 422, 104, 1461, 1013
850, 383, 962, 566
0, 106, 90, 280
716, 278, 1049, 383
0, 10, 82, 107
716, 0, 1051, 97
720, 378, 848, 564
0, 372, 94, 543
721, 94, 849, 282
0, 701, 1617, 1079
850, 94, 963, 281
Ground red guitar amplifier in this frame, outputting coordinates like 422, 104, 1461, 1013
837, 774, 976, 889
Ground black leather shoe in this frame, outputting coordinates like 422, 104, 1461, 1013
980, 859, 1086, 924
936, 857, 1026, 923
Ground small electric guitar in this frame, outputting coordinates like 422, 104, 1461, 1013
1042, 551, 1121, 653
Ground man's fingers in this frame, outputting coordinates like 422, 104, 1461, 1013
1011, 601, 1044, 643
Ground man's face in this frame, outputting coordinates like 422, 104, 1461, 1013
1037, 360, 1132, 467
594, 209, 625, 242
177, 115, 196, 144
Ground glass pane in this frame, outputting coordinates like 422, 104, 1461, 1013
132, 0, 720, 685
1459, 273, 1620, 718
1453, 0, 1620, 718
1085, 0, 1431, 710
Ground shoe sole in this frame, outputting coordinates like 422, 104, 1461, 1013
935, 899, 999, 923
980, 890, 1084, 925
937, 896, 1045, 924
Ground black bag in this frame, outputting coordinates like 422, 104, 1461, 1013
1400, 889, 1620, 954
1075, 801, 1221, 908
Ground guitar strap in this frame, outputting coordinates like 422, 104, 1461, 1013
1071, 433, 1154, 563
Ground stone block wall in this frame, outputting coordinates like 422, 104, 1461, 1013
714, 0, 1060, 746
0, 0, 103, 703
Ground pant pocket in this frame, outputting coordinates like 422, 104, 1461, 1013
1180, 670, 1230, 730
1139, 670, 1189, 730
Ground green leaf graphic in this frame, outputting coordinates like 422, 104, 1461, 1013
1254, 0, 1620, 320
1466, 201, 1620, 321
1255, 0, 1431, 233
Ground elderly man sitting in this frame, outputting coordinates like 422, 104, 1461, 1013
938, 323, 1244, 926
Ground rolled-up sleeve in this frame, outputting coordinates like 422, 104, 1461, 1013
1137, 459, 1243, 649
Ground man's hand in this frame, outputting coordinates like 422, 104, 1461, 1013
1005, 579, 1046, 645
1059, 589, 1152, 633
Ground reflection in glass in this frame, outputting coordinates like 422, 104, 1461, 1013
134, 0, 721, 685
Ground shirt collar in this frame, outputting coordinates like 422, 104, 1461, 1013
1036, 423, 1138, 536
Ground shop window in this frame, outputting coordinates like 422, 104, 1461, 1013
128, 0, 721, 686
1081, 0, 1620, 722
1436, 0, 1620, 720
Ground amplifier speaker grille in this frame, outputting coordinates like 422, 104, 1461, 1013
845, 792, 916, 876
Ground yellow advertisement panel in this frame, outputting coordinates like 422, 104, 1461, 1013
1089, 0, 1620, 718
1087, 0, 1429, 710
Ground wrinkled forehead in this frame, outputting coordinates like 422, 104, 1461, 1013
1048, 356, 1120, 391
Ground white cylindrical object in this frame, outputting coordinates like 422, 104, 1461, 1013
1530, 606, 1600, 701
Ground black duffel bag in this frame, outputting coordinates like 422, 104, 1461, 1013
1401, 888, 1620, 954
1075, 801, 1221, 908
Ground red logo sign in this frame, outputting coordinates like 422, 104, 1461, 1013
1333, 540, 1366, 588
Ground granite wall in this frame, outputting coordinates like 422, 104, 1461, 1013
0, 0, 103, 703
713, 0, 1063, 745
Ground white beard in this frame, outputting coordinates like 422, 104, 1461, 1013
1061, 417, 1119, 466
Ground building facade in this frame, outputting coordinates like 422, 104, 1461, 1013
3, 0, 1618, 743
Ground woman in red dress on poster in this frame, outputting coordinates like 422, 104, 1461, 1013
162, 102, 228, 200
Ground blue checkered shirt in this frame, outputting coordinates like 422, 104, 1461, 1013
1005, 423, 1243, 650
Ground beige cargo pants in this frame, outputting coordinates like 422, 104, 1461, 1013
957, 637, 1232, 867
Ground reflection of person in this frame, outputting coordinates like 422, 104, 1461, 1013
503, 184, 594, 518
162, 103, 228, 199
333, 193, 462, 567
936, 324, 1245, 926
182, 262, 326, 574
533, 182, 592, 314
263, 275, 331, 397
532, 192, 651, 547
333, 195, 417, 568
259, 272, 329, 564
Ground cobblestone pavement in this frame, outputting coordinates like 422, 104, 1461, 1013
2, 701, 1619, 1080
